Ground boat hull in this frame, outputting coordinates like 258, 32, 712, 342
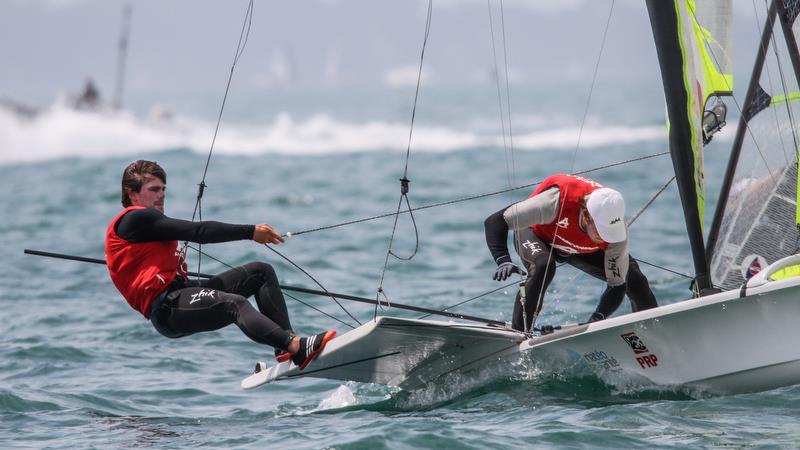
242, 316, 525, 390
243, 272, 800, 394
518, 275, 800, 394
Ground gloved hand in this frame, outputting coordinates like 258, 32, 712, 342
493, 261, 523, 281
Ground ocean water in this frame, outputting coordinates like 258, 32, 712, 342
2, 84, 800, 449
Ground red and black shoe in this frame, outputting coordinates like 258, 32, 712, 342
291, 330, 336, 370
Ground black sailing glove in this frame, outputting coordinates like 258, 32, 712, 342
493, 261, 524, 281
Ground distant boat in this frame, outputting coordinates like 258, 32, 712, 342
2, 4, 132, 118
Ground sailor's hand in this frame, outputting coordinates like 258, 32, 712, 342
493, 261, 523, 281
253, 223, 284, 245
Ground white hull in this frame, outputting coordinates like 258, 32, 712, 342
513, 273, 800, 394
244, 263, 800, 394
242, 316, 525, 390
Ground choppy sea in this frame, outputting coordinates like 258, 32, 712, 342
2, 83, 800, 449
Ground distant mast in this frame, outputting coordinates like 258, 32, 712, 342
113, 4, 132, 111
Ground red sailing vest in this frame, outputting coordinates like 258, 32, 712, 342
105, 206, 185, 318
530, 174, 609, 255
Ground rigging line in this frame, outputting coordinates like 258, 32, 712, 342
627, 175, 675, 227
500, 0, 515, 174
486, 0, 512, 196
283, 292, 356, 330
755, 0, 791, 167
286, 151, 670, 237
180, 245, 501, 325
488, 0, 524, 268
746, 0, 787, 173
567, 0, 615, 173
186, 0, 254, 278
374, 192, 406, 317
687, 1, 772, 180
688, 1, 781, 183
190, 0, 254, 223
636, 258, 694, 280
264, 244, 362, 327
499, 0, 521, 236
381, 0, 433, 263
184, 244, 360, 328
390, 194, 420, 261
528, 0, 615, 332
401, 0, 432, 179
374, 0, 433, 319
766, 2, 800, 168
486, 0, 520, 278
416, 280, 518, 320
737, 0, 787, 187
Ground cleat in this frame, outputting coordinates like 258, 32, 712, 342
254, 361, 267, 374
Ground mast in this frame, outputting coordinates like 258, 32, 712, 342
112, 4, 132, 111
645, 1, 733, 295
706, 1, 778, 262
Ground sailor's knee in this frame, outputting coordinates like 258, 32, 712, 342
245, 261, 277, 282
527, 255, 554, 276
625, 264, 649, 286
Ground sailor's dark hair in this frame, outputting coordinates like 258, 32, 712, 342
121, 160, 166, 207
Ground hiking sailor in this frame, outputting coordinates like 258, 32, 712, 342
484, 173, 658, 332
105, 160, 335, 370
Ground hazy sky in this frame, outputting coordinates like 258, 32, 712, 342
1, 0, 768, 109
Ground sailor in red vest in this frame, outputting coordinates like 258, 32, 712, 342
105, 160, 335, 370
484, 174, 658, 332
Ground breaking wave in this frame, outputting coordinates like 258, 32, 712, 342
0, 101, 667, 165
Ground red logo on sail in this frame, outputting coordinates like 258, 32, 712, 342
746, 259, 762, 278
741, 254, 768, 280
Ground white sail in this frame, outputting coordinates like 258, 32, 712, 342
708, 4, 800, 289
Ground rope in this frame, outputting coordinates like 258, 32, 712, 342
185, 0, 254, 278
487, 0, 516, 208
264, 245, 362, 327
283, 292, 357, 330
627, 175, 675, 227
566, 0, 615, 173
191, 0, 254, 222
416, 280, 518, 320
284, 151, 669, 238
636, 259, 694, 280
185, 244, 360, 328
767, 1, 800, 168
374, 0, 432, 319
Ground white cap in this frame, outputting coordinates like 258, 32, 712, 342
586, 188, 626, 243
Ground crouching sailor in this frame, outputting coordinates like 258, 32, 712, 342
105, 160, 335, 370
484, 173, 658, 332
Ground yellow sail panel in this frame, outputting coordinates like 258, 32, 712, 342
771, 91, 800, 105
674, 0, 733, 229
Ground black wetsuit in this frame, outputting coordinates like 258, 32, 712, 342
115, 208, 294, 350
485, 206, 658, 331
